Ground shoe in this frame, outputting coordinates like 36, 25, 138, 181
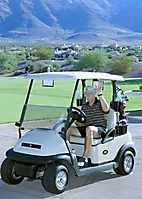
78, 157, 88, 167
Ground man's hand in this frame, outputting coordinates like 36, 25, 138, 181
96, 81, 103, 95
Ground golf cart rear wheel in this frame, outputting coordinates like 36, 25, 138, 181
114, 151, 134, 175
1, 158, 24, 184
42, 163, 69, 194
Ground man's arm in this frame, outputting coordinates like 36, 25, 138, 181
98, 95, 109, 113
96, 81, 109, 113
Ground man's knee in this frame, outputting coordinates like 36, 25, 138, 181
67, 126, 81, 139
67, 126, 73, 135
86, 126, 99, 137
66, 127, 71, 140
66, 126, 75, 138
86, 126, 94, 137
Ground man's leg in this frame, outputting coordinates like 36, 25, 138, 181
78, 126, 103, 167
83, 126, 99, 157
78, 126, 98, 167
66, 126, 81, 141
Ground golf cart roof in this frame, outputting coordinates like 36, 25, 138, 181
26, 71, 124, 81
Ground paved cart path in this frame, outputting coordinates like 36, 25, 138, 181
0, 112, 142, 199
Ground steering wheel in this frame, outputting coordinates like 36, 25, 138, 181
71, 107, 86, 123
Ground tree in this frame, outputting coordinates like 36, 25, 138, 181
25, 49, 30, 59
15, 51, 26, 62
127, 50, 135, 56
116, 47, 123, 53
0, 52, 16, 73
33, 45, 52, 60
67, 55, 75, 65
76, 49, 108, 71
110, 55, 134, 74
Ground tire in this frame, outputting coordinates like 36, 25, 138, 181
114, 151, 134, 175
1, 158, 24, 184
42, 163, 69, 194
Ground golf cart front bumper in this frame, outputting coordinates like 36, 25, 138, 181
6, 148, 72, 164
6, 148, 72, 178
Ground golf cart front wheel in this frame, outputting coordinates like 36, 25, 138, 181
1, 158, 24, 184
42, 163, 69, 194
114, 151, 134, 175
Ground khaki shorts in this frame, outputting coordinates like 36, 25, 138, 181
77, 126, 106, 138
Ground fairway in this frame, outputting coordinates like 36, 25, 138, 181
0, 76, 142, 123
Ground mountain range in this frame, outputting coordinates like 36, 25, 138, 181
0, 0, 142, 44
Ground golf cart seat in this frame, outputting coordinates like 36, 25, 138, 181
70, 108, 117, 146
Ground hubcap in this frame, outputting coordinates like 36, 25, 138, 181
56, 171, 67, 189
124, 155, 133, 173
12, 166, 21, 179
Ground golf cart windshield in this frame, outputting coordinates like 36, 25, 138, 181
17, 78, 74, 133
22, 104, 68, 131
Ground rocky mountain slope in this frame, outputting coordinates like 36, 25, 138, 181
0, 0, 142, 44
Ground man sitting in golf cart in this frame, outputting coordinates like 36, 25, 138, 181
66, 81, 110, 167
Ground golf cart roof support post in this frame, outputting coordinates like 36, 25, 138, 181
24, 79, 34, 105
112, 80, 117, 102
18, 79, 34, 136
70, 79, 80, 107
64, 79, 80, 133
82, 80, 86, 104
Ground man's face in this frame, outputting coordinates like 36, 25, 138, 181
84, 91, 96, 100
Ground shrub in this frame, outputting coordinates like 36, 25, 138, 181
110, 55, 134, 74
27, 62, 35, 71
51, 62, 61, 71
76, 49, 108, 71
40, 65, 49, 73
67, 55, 75, 65
12, 70, 24, 76
0, 52, 16, 73
37, 63, 45, 72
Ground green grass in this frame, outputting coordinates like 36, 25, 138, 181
0, 77, 142, 123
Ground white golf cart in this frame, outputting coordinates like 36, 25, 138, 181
1, 72, 136, 194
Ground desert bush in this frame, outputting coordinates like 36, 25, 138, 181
36, 62, 60, 73
40, 65, 49, 73
110, 55, 134, 74
51, 62, 61, 71
0, 52, 16, 73
33, 45, 52, 60
76, 49, 108, 71
27, 62, 35, 71
12, 70, 24, 76
37, 63, 45, 72
67, 55, 75, 65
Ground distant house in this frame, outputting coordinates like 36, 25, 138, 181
108, 51, 121, 57
108, 43, 119, 49
52, 50, 67, 60
134, 51, 142, 61
52, 49, 78, 60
